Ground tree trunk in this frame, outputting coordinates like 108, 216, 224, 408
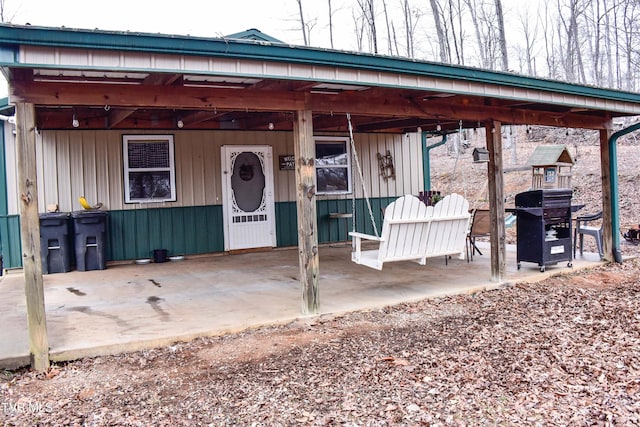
402, 0, 419, 57
328, 0, 334, 49
572, 0, 587, 83
296, 0, 308, 46
382, 0, 394, 55
541, 0, 558, 79
465, 0, 488, 68
494, 0, 509, 71
368, 0, 378, 53
352, 8, 365, 52
448, 0, 462, 64
429, 0, 450, 63
356, 0, 378, 53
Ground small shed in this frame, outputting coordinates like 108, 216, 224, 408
527, 144, 575, 189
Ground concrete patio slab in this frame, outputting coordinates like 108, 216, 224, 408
0, 242, 604, 369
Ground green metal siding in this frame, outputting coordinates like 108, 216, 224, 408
277, 197, 395, 246
0, 215, 21, 268
0, 121, 19, 269
107, 205, 224, 261
0, 122, 7, 216
275, 202, 297, 247
0, 198, 397, 268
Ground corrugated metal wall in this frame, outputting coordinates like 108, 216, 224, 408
5, 129, 422, 213
2, 128, 423, 264
0, 122, 21, 268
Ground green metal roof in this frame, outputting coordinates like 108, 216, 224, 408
0, 23, 639, 105
526, 144, 575, 166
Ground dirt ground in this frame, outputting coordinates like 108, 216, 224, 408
2, 127, 640, 426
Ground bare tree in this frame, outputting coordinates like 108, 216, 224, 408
429, 0, 451, 62
352, 7, 366, 51
621, 0, 640, 90
494, 0, 509, 71
296, 0, 309, 46
356, 0, 379, 53
0, 0, 17, 23
515, 4, 539, 75
465, 0, 500, 69
401, 0, 421, 58
557, 0, 587, 83
381, 0, 395, 55
540, 0, 561, 79
604, 0, 614, 88
328, 0, 335, 49
449, 0, 465, 65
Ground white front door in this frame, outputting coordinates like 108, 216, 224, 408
221, 145, 276, 251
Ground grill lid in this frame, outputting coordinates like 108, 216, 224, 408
515, 189, 573, 208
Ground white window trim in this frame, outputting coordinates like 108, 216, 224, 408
123, 134, 177, 203
314, 136, 352, 195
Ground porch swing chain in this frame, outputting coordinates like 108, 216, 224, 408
458, 120, 468, 200
347, 113, 379, 238
448, 120, 468, 200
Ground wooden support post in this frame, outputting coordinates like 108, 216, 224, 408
486, 121, 506, 281
15, 102, 49, 371
599, 126, 614, 262
293, 109, 319, 314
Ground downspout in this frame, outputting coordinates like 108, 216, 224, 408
422, 132, 447, 191
609, 122, 640, 263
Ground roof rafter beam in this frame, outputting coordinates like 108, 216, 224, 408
107, 108, 136, 128
142, 73, 182, 86
10, 81, 613, 130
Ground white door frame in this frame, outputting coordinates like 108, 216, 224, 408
221, 145, 276, 251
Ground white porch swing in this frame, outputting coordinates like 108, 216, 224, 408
345, 114, 471, 270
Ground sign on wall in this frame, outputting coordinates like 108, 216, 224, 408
279, 155, 295, 170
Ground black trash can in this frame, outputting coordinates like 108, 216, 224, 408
72, 210, 108, 271
39, 212, 73, 274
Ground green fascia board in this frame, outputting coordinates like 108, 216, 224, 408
1, 24, 640, 106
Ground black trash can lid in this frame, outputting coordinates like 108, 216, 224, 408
71, 210, 108, 218
39, 212, 71, 219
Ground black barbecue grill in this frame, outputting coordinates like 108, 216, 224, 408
511, 189, 573, 272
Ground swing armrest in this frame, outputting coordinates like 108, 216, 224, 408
348, 231, 383, 242
349, 232, 384, 265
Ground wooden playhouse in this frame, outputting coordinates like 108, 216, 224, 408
527, 144, 575, 189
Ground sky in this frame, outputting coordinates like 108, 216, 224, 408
4, 0, 543, 51
0, 0, 541, 97
6, 0, 327, 46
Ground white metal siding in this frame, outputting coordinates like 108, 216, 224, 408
5, 128, 421, 215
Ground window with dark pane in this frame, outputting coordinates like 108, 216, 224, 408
315, 137, 351, 195
123, 135, 176, 203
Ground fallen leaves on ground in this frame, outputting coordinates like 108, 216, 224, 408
2, 259, 640, 426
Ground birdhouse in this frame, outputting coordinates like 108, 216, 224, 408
526, 144, 575, 189
472, 147, 489, 163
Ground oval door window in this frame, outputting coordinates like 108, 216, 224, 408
231, 152, 266, 212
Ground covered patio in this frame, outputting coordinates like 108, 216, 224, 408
0, 243, 604, 369
1, 24, 639, 370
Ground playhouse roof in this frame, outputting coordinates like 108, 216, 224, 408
526, 144, 575, 166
